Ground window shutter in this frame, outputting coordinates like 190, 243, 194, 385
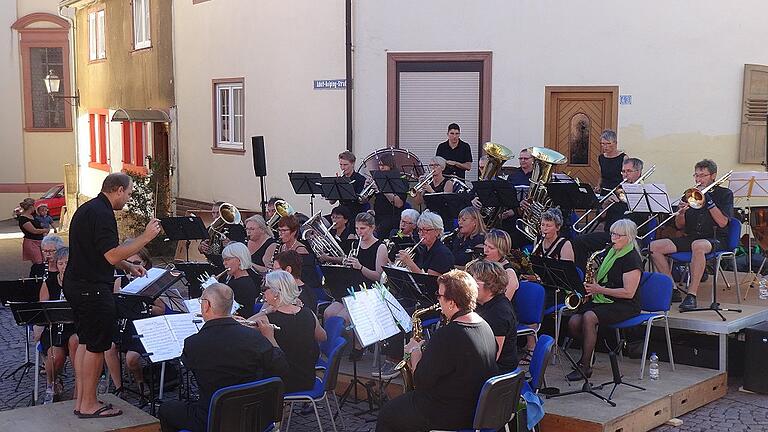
88, 13, 96, 61
398, 71, 481, 180
739, 64, 768, 164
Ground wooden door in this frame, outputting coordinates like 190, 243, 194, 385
152, 123, 171, 217
544, 86, 618, 188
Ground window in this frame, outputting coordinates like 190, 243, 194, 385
132, 0, 151, 49
30, 48, 67, 129
121, 121, 151, 173
88, 10, 106, 60
214, 80, 245, 150
89, 112, 109, 170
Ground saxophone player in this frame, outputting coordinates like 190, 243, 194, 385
566, 219, 642, 381
376, 270, 498, 432
649, 159, 733, 311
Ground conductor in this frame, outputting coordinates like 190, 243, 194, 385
64, 173, 161, 418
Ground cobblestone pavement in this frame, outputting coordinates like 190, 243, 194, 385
0, 234, 766, 431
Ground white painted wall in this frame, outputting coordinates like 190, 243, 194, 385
354, 0, 768, 195
173, 0, 347, 215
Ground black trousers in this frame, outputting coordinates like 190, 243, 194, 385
376, 392, 431, 432
158, 400, 207, 432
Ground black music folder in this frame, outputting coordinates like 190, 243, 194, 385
529, 255, 584, 297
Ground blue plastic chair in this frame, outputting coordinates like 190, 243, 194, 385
316, 316, 345, 371
179, 377, 284, 432
514, 281, 545, 340
607, 272, 676, 379
284, 336, 347, 432
528, 335, 556, 393
435, 369, 526, 432
668, 217, 741, 302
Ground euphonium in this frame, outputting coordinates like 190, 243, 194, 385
301, 211, 346, 258
478, 142, 514, 226
516, 147, 568, 241
208, 202, 241, 255
394, 303, 442, 391
266, 200, 295, 230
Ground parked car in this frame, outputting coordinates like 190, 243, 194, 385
12, 184, 65, 220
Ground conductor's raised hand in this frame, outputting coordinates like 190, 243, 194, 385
143, 218, 162, 241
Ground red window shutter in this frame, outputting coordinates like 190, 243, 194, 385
89, 114, 96, 162
134, 122, 144, 165
122, 122, 131, 163
98, 114, 107, 164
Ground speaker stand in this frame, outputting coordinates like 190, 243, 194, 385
259, 175, 267, 216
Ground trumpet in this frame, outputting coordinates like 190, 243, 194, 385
358, 177, 378, 202
408, 169, 435, 197
573, 165, 657, 234
393, 238, 424, 268
198, 268, 229, 290
637, 170, 733, 240
343, 240, 361, 268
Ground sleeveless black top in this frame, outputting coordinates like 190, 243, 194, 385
251, 238, 276, 267
598, 152, 626, 191
533, 236, 568, 260
431, 177, 450, 193
45, 272, 64, 300
355, 239, 383, 281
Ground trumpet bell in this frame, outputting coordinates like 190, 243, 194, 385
218, 202, 241, 225
275, 200, 295, 218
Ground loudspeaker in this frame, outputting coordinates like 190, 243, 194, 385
252, 136, 267, 177
744, 322, 768, 394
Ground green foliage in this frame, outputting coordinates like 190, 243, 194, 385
123, 161, 175, 260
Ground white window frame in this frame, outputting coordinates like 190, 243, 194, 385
132, 0, 151, 50
88, 10, 106, 61
215, 82, 244, 150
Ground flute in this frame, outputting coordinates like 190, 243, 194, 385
195, 313, 281, 330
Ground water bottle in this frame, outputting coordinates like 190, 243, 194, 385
97, 374, 108, 394
649, 353, 660, 380
759, 276, 768, 300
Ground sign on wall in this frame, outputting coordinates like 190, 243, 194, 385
314, 79, 347, 90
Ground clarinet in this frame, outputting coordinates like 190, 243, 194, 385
269, 240, 283, 271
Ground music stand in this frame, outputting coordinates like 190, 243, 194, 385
0, 278, 42, 306
161, 216, 208, 262
8, 301, 74, 405
319, 176, 358, 203
370, 170, 409, 195
472, 180, 519, 209
729, 171, 768, 297
547, 182, 598, 211
289, 171, 323, 215
321, 265, 366, 301
173, 262, 217, 299
382, 266, 438, 306
423, 192, 472, 230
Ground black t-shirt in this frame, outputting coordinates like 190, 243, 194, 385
227, 275, 260, 318
18, 215, 44, 240
436, 140, 473, 179
268, 308, 320, 393
475, 294, 519, 373
506, 168, 532, 186
338, 171, 367, 217
603, 249, 643, 304
373, 192, 406, 232
45, 272, 63, 300
683, 185, 734, 242
413, 319, 498, 428
598, 153, 626, 191
65, 193, 119, 285
415, 240, 455, 274
448, 234, 484, 266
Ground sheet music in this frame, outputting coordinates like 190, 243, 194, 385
623, 183, 671, 213
132, 316, 181, 363
344, 294, 379, 347
343, 289, 401, 347
120, 268, 167, 294
365, 290, 400, 339
184, 298, 240, 315
165, 313, 200, 343
377, 287, 413, 333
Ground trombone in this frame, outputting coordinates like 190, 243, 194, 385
573, 165, 656, 234
637, 170, 733, 240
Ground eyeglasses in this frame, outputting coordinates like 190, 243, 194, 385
198, 298, 210, 306
434, 291, 445, 299
418, 227, 436, 233
428, 163, 440, 167
277, 228, 292, 233
518, 157, 532, 161
610, 232, 626, 237
621, 169, 637, 174
693, 172, 713, 179
42, 249, 57, 254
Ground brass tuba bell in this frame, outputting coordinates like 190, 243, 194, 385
480, 142, 514, 180
208, 202, 241, 254
516, 147, 567, 242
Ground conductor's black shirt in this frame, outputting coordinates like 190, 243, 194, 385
65, 193, 119, 285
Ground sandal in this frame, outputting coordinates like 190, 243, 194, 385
519, 349, 534, 366
77, 404, 122, 419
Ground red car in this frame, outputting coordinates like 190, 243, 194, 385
13, 184, 65, 220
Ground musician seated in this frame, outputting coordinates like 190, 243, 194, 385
376, 270, 498, 432
39, 247, 79, 404
323, 212, 388, 324
221, 242, 261, 317
482, 229, 520, 299
506, 148, 534, 186
398, 210, 455, 275
414, 157, 455, 207
572, 158, 646, 270
330, 205, 356, 246
197, 201, 225, 255
566, 219, 642, 381
34, 234, 64, 341
273, 250, 318, 313
447, 206, 486, 266
262, 215, 321, 287
265, 195, 284, 222
650, 159, 733, 311
531, 207, 575, 266
249, 271, 326, 393
467, 260, 519, 372
387, 208, 420, 261
372, 153, 406, 238
245, 215, 275, 273
158, 283, 288, 432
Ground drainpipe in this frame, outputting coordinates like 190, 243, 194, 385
58, 6, 80, 203
345, 0, 353, 152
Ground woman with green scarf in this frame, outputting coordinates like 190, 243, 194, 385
566, 218, 642, 381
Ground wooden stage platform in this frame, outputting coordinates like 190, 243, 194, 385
540, 353, 725, 432
0, 394, 160, 432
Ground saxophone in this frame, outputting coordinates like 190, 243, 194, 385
393, 303, 441, 391
565, 244, 612, 309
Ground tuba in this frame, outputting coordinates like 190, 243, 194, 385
300, 211, 346, 258
266, 200, 295, 231
516, 147, 568, 241
394, 303, 441, 391
208, 203, 241, 255
479, 142, 515, 227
